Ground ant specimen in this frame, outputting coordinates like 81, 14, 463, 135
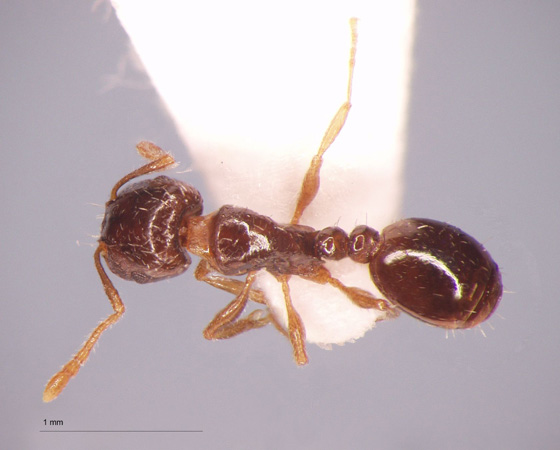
43, 18, 502, 402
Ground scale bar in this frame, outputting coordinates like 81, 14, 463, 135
40, 430, 203, 433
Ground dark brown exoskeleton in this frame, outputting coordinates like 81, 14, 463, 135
43, 19, 502, 402
101, 176, 202, 284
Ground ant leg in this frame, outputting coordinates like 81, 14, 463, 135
305, 266, 400, 319
277, 275, 308, 365
197, 261, 300, 351
203, 272, 271, 340
194, 259, 266, 305
109, 141, 176, 200
43, 243, 125, 402
291, 18, 358, 225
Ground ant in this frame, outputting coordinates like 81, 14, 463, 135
43, 18, 502, 402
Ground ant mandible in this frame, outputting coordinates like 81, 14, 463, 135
43, 18, 502, 402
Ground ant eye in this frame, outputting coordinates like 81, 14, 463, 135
370, 218, 502, 329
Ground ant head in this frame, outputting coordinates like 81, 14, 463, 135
100, 176, 203, 284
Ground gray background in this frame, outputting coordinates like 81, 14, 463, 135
2, 1, 559, 449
